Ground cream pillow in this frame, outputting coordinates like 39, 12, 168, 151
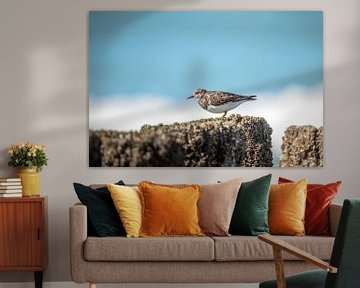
107, 183, 142, 237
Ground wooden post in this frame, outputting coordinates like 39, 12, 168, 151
89, 283, 97, 288
273, 247, 286, 288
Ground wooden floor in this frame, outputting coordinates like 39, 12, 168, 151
0, 283, 259, 288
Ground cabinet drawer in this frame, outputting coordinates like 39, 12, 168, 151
0, 200, 46, 269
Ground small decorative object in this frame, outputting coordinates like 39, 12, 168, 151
8, 143, 48, 197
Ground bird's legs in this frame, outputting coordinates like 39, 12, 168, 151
222, 111, 227, 117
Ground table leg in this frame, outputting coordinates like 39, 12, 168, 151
34, 271, 43, 288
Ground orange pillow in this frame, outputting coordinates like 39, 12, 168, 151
278, 177, 341, 236
138, 181, 204, 237
269, 179, 307, 236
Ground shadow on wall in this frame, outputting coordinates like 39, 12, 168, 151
0, 0, 202, 283
0, 149, 10, 177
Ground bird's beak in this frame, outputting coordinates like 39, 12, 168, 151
187, 96, 194, 99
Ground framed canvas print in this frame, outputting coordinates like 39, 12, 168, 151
89, 11, 323, 167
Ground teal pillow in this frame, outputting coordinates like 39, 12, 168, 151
229, 174, 271, 236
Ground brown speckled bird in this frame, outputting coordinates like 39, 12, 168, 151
187, 88, 257, 117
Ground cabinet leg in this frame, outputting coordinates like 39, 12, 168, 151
90, 284, 97, 288
34, 271, 43, 288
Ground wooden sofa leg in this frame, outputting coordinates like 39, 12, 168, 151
89, 283, 96, 288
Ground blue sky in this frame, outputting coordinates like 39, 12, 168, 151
89, 11, 323, 100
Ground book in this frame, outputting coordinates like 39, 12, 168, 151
0, 186, 22, 190
0, 178, 21, 182
0, 182, 22, 186
0, 189, 22, 193
0, 193, 22, 198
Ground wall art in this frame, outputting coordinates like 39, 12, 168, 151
89, 11, 323, 167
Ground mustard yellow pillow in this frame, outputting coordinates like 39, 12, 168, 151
138, 181, 204, 237
107, 183, 142, 238
269, 179, 307, 236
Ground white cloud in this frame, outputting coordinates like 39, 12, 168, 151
89, 85, 323, 163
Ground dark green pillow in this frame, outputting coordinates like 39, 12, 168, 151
229, 174, 272, 236
73, 181, 126, 237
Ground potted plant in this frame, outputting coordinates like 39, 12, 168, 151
8, 143, 48, 197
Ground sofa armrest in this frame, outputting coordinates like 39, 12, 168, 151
258, 233, 337, 288
69, 203, 88, 283
329, 203, 342, 237
258, 234, 337, 273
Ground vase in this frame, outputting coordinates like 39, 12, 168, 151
16, 167, 40, 197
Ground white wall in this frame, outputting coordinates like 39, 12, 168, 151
0, 0, 359, 283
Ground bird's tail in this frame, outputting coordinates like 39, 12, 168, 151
248, 95, 257, 100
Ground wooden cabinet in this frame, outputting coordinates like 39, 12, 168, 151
0, 197, 47, 288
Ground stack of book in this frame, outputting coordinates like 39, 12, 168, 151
0, 178, 22, 197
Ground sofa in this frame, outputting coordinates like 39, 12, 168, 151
70, 201, 342, 287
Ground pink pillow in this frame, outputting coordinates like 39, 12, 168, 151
198, 178, 242, 236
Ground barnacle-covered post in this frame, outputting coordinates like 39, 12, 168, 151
89, 115, 273, 167
279, 125, 323, 167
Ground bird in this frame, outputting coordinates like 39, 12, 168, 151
187, 88, 257, 117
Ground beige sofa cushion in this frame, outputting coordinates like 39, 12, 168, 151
84, 236, 214, 261
212, 235, 334, 261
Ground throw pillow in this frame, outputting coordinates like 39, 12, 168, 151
138, 181, 203, 237
278, 177, 341, 236
269, 179, 307, 236
229, 174, 272, 236
73, 181, 126, 237
107, 183, 142, 238
198, 178, 242, 236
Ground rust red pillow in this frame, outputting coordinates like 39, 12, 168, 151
278, 177, 341, 236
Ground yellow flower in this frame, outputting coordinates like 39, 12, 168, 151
36, 145, 46, 151
8, 149, 13, 155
